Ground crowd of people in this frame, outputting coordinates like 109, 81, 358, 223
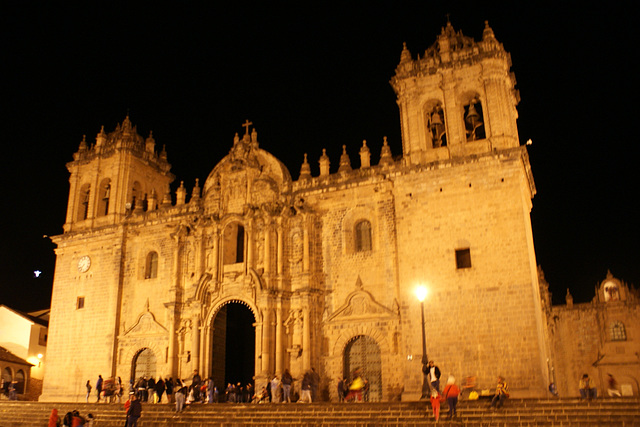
77, 364, 625, 425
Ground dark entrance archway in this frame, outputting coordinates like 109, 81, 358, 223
211, 302, 255, 395
343, 335, 382, 402
131, 347, 156, 382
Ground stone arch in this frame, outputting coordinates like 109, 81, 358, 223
204, 298, 259, 390
332, 325, 390, 358
14, 369, 26, 394
2, 366, 13, 384
423, 98, 447, 148
131, 347, 157, 383
97, 177, 111, 216
144, 251, 159, 279
459, 90, 486, 141
220, 217, 246, 265
205, 297, 261, 327
122, 342, 165, 382
342, 334, 383, 402
76, 183, 91, 221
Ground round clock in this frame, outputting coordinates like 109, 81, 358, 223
77, 255, 91, 273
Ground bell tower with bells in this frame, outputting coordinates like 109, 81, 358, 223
63, 115, 174, 233
391, 20, 521, 165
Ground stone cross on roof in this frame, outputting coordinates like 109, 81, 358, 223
242, 119, 253, 135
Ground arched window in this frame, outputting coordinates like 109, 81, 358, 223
426, 101, 446, 148
97, 179, 111, 217
610, 322, 626, 341
464, 98, 485, 141
15, 370, 25, 394
223, 222, 245, 264
355, 220, 372, 252
77, 184, 91, 221
145, 251, 158, 279
2, 367, 12, 386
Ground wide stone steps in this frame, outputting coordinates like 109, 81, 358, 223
0, 398, 639, 426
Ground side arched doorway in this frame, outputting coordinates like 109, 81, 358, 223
132, 348, 157, 383
344, 335, 382, 402
210, 302, 256, 396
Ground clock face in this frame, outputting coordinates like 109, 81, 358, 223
77, 255, 91, 273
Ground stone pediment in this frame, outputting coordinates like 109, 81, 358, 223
123, 311, 167, 337
326, 289, 398, 323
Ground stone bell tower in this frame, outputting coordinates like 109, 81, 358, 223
391, 20, 520, 165
63, 115, 174, 232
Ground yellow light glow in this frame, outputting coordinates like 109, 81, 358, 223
37, 354, 43, 359
415, 285, 428, 302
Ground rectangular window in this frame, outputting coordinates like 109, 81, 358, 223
38, 328, 47, 346
77, 296, 85, 309
456, 248, 472, 269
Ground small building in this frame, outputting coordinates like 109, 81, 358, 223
548, 272, 640, 397
0, 346, 33, 398
0, 305, 48, 399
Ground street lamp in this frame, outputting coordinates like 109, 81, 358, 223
415, 285, 429, 399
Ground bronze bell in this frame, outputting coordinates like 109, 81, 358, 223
466, 102, 480, 125
430, 111, 443, 127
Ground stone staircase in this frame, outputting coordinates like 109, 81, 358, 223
0, 398, 639, 426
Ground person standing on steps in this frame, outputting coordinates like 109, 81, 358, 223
427, 361, 441, 393
85, 380, 91, 403
95, 375, 103, 403
125, 393, 142, 427
442, 375, 460, 419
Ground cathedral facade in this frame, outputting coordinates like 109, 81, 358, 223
41, 22, 551, 402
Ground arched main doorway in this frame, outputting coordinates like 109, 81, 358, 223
344, 335, 382, 402
132, 348, 157, 382
211, 302, 255, 394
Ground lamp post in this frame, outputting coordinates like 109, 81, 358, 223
415, 285, 429, 399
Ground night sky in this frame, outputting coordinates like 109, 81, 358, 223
1, 2, 638, 312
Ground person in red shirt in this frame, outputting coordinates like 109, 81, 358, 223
442, 376, 461, 419
429, 389, 441, 421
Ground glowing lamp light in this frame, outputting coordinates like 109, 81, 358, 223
415, 285, 428, 302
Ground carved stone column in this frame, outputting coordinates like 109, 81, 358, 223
303, 219, 310, 273
261, 309, 271, 374
275, 305, 283, 375
264, 222, 271, 276
276, 222, 284, 277
165, 303, 177, 378
211, 230, 219, 283
302, 303, 310, 371
254, 320, 263, 376
247, 220, 254, 271
192, 314, 200, 373
194, 233, 204, 279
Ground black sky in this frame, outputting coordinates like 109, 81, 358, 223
1, 2, 638, 312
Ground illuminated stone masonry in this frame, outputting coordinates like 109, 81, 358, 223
42, 21, 559, 402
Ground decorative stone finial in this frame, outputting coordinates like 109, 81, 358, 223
191, 178, 201, 202
379, 136, 393, 167
145, 131, 155, 153
319, 148, 330, 177
359, 140, 371, 169
338, 145, 352, 173
176, 181, 187, 205
299, 153, 312, 180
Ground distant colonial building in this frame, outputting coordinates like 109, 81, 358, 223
0, 305, 48, 397
41, 21, 551, 402
544, 271, 640, 397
